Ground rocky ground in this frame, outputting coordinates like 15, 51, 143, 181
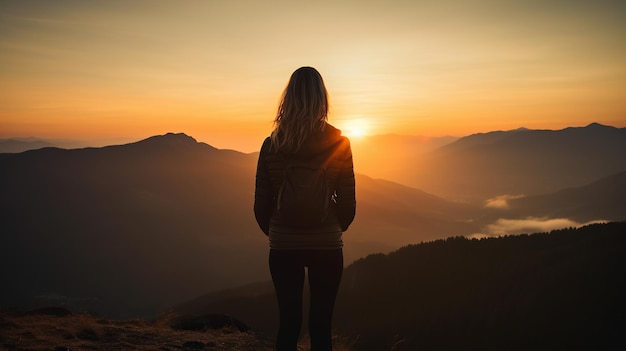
0, 307, 275, 351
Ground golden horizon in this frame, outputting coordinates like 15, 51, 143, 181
1, 1, 625, 152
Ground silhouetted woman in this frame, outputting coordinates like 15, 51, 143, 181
254, 66, 356, 351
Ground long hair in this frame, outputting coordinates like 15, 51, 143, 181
271, 66, 329, 152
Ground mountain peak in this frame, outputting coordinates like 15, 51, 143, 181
586, 122, 608, 129
138, 132, 212, 147
126, 132, 219, 153
146, 132, 197, 144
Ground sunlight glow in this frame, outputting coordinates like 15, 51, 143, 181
0, 1, 624, 150
341, 118, 371, 139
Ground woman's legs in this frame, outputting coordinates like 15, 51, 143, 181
270, 249, 305, 351
269, 249, 344, 351
308, 249, 343, 351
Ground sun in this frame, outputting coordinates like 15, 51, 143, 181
341, 118, 370, 138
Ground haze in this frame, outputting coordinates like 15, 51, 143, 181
1, 0, 625, 152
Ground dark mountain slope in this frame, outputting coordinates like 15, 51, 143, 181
0, 133, 478, 318
346, 174, 482, 252
336, 221, 626, 351
178, 222, 626, 351
0, 133, 265, 317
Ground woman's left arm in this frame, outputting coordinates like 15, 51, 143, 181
254, 138, 274, 236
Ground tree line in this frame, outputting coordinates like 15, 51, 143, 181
334, 221, 626, 350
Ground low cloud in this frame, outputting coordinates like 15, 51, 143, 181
484, 194, 525, 209
468, 217, 608, 238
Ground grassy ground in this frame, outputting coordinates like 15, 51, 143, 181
0, 308, 275, 351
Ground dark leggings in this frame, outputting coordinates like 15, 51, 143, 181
269, 248, 343, 351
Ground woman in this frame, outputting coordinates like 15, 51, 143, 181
254, 66, 356, 351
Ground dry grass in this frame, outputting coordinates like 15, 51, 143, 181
0, 309, 274, 351
0, 308, 357, 351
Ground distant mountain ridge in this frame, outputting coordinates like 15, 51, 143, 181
508, 170, 626, 221
435, 123, 626, 200
1, 125, 624, 319
0, 138, 54, 153
0, 137, 122, 153
358, 123, 626, 202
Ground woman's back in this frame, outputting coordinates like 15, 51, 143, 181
253, 66, 355, 351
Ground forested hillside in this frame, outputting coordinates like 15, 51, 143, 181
336, 221, 626, 350
178, 222, 626, 351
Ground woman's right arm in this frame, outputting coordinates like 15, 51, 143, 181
335, 138, 356, 231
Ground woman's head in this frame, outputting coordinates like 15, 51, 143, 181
272, 66, 329, 151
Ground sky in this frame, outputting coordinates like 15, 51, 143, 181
1, 0, 625, 152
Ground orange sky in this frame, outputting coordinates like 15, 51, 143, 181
1, 0, 625, 152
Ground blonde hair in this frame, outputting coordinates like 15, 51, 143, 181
271, 67, 329, 152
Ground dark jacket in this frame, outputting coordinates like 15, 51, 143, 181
254, 123, 356, 246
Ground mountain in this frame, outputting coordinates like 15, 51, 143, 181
358, 123, 626, 203
0, 133, 478, 318
0, 138, 54, 153
1, 133, 265, 317
508, 170, 626, 221
336, 221, 626, 350
176, 222, 626, 351
346, 174, 482, 251
0, 137, 99, 153
349, 134, 458, 183
2, 127, 623, 319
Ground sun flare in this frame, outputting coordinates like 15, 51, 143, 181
341, 118, 371, 138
